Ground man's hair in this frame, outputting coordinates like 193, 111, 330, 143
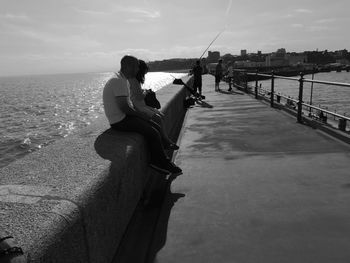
196, 60, 200, 65
120, 55, 138, 69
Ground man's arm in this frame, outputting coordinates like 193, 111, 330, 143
115, 96, 150, 121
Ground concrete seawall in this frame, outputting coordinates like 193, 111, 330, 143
0, 76, 191, 262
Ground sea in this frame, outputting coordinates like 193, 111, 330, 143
0, 71, 186, 168
258, 71, 350, 115
1, 71, 349, 169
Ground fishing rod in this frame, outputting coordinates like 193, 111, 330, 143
199, 28, 226, 59
172, 27, 225, 84
171, 27, 226, 81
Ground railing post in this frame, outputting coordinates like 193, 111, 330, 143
270, 70, 274, 107
244, 72, 248, 92
276, 94, 281, 103
310, 67, 315, 104
297, 72, 304, 123
255, 70, 258, 99
338, 118, 347, 131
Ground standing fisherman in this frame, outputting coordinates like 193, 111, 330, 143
192, 60, 203, 98
226, 61, 234, 91
215, 59, 223, 91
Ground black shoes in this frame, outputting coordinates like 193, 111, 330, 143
167, 143, 179, 150
163, 161, 182, 174
149, 161, 182, 175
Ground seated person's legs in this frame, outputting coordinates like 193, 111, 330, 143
111, 116, 181, 174
151, 113, 179, 150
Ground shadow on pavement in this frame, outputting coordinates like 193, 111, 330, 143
218, 89, 244, 95
195, 100, 214, 108
146, 175, 185, 263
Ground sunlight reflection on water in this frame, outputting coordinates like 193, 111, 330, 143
0, 71, 187, 168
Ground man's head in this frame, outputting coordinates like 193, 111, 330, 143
196, 60, 200, 66
120, 55, 139, 79
218, 59, 223, 64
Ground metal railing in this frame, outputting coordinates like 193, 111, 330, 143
231, 70, 350, 132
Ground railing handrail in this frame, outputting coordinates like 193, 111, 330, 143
237, 70, 350, 129
246, 72, 300, 81
302, 102, 350, 121
255, 85, 350, 121
246, 71, 350, 87
303, 78, 350, 88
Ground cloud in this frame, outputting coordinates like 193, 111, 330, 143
315, 18, 336, 24
123, 7, 160, 19
294, 8, 312, 14
306, 25, 332, 32
5, 25, 102, 50
291, 23, 304, 28
74, 8, 110, 16
125, 18, 144, 23
0, 13, 31, 21
73, 5, 160, 20
283, 14, 294, 18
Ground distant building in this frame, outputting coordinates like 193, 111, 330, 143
266, 55, 288, 67
265, 48, 288, 67
234, 60, 265, 68
207, 63, 218, 74
207, 51, 220, 62
241, 49, 247, 56
334, 49, 348, 57
336, 58, 350, 65
287, 53, 307, 65
276, 48, 286, 56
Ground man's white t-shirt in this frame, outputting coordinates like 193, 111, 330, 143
103, 72, 130, 125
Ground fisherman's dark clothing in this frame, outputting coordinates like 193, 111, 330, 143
192, 65, 203, 95
215, 63, 223, 83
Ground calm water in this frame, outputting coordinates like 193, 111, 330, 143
0, 71, 186, 168
259, 71, 350, 115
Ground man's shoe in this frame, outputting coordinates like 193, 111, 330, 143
149, 161, 182, 175
168, 143, 179, 150
163, 162, 182, 175
149, 163, 171, 174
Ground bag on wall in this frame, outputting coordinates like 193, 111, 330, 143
144, 89, 161, 109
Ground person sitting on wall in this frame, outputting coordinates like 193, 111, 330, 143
215, 59, 223, 91
128, 59, 179, 150
102, 55, 182, 175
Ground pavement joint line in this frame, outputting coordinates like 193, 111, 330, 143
180, 149, 349, 154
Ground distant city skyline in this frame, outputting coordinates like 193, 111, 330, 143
1, 0, 350, 76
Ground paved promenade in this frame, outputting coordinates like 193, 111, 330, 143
151, 75, 350, 263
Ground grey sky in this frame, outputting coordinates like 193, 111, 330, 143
0, 0, 349, 76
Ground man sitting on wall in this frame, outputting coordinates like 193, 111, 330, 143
102, 55, 182, 175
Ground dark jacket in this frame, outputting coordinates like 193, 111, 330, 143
192, 65, 203, 82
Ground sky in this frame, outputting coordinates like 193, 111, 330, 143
1, 0, 349, 76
